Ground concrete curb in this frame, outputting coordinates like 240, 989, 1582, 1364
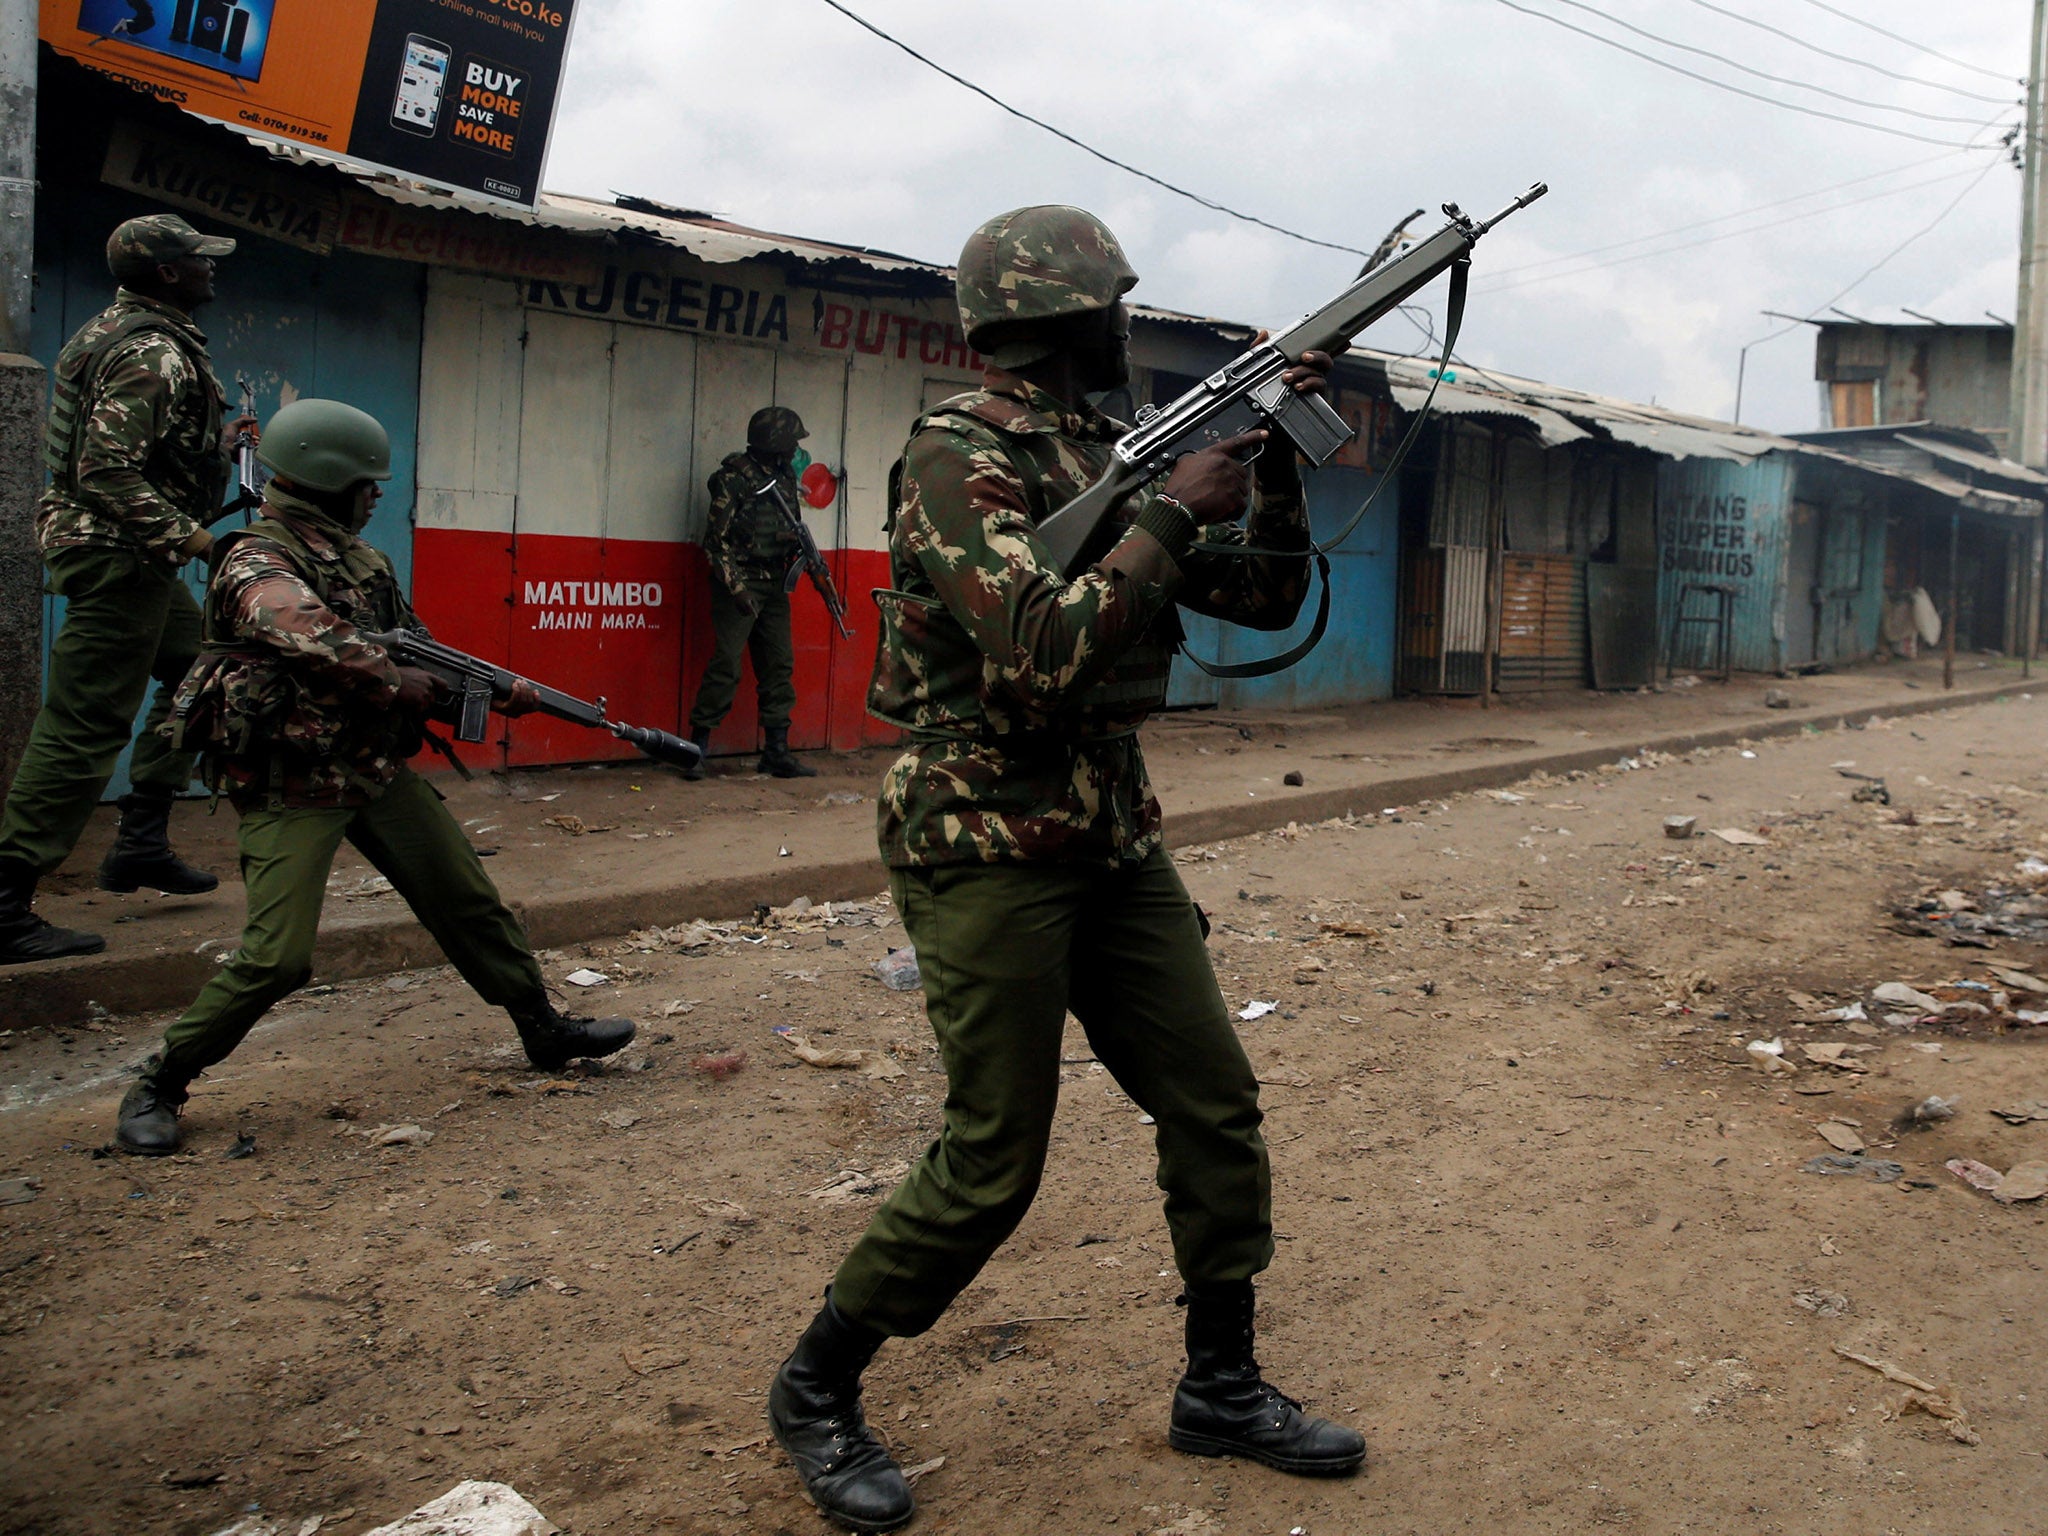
4, 675, 2027, 1025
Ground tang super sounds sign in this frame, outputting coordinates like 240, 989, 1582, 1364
45, 0, 578, 208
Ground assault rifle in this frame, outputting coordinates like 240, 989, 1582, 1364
758, 476, 854, 639
1035, 184, 1548, 575
361, 628, 705, 772
208, 374, 266, 527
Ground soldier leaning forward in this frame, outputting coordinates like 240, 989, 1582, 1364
113, 399, 636, 1157
684, 405, 817, 779
763, 206, 1363, 1532
0, 214, 256, 966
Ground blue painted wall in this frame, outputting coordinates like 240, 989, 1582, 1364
1169, 465, 1399, 709
1656, 454, 1794, 675
30, 169, 424, 797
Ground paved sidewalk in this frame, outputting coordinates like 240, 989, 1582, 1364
2, 654, 2033, 1026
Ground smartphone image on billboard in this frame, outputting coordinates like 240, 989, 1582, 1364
391, 34, 452, 137
77, 0, 273, 83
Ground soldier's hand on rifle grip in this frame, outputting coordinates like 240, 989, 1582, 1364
1163, 430, 1265, 523
224, 414, 260, 459
497, 679, 540, 717
394, 666, 442, 714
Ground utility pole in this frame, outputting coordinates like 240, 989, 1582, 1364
0, 0, 45, 785
2014, 0, 2048, 665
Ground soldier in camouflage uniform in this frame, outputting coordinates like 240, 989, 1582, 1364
113, 399, 636, 1157
765, 208, 1364, 1531
0, 214, 257, 966
683, 405, 817, 779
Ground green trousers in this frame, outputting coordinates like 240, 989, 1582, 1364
689, 574, 798, 735
832, 847, 1273, 1337
156, 768, 544, 1084
0, 544, 201, 880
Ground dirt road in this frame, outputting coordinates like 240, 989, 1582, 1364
3, 693, 2047, 1535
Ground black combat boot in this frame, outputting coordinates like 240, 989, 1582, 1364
1169, 1281, 1366, 1476
680, 727, 710, 782
507, 998, 637, 1072
768, 1292, 913, 1532
97, 791, 220, 895
115, 1056, 189, 1156
0, 865, 105, 965
758, 726, 817, 779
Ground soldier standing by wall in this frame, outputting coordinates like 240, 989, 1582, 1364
113, 399, 636, 1156
762, 207, 1363, 1532
0, 214, 255, 965
682, 405, 818, 779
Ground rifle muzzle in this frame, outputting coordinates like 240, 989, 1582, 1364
612, 722, 704, 772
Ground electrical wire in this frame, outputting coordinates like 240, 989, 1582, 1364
1792, 0, 2018, 83
1475, 164, 1992, 294
1492, 0, 2000, 148
1739, 154, 2006, 354
1682, 0, 2018, 106
1481, 149, 1968, 281
814, 0, 1376, 260
1534, 0, 1993, 123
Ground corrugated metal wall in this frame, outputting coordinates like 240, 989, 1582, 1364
1656, 454, 1794, 674
1169, 463, 1400, 708
32, 167, 424, 798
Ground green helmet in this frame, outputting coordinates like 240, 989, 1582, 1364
257, 399, 392, 493
747, 405, 808, 456
955, 205, 1138, 360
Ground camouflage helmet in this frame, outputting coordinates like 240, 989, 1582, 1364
107, 213, 236, 282
257, 399, 393, 494
747, 405, 808, 456
955, 206, 1138, 359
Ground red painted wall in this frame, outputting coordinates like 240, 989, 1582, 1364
412, 529, 895, 767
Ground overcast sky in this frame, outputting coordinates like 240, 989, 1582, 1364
544, 0, 2031, 435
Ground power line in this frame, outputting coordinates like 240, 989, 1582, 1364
1475, 164, 1990, 294
1481, 150, 1968, 281
1492, 0, 1998, 148
1682, 0, 2017, 106
1534, 0, 1991, 124
813, 0, 1375, 260
1793, 0, 2018, 83
1742, 155, 2007, 354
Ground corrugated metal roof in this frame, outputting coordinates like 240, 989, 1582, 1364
237, 132, 2048, 524
1895, 432, 2048, 489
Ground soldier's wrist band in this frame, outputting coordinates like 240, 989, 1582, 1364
1132, 494, 1197, 561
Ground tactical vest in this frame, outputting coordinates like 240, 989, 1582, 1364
874, 396, 1180, 741
715, 452, 797, 572
167, 514, 416, 804
44, 307, 224, 503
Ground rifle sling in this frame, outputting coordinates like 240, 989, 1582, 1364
1174, 255, 1469, 681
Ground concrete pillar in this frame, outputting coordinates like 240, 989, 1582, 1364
0, 356, 43, 789
0, 2, 39, 787
0, 0, 33, 356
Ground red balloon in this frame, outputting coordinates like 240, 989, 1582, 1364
800, 462, 839, 509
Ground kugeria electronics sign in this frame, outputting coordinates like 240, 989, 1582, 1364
45, 0, 579, 208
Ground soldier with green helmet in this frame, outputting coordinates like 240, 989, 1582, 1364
765, 206, 1362, 1531
113, 398, 636, 1157
682, 404, 818, 779
0, 214, 257, 965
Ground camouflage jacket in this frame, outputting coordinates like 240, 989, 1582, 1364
869, 370, 1311, 868
166, 487, 420, 810
704, 451, 802, 595
38, 290, 230, 564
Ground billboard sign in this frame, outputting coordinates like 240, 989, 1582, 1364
46, 1, 578, 209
